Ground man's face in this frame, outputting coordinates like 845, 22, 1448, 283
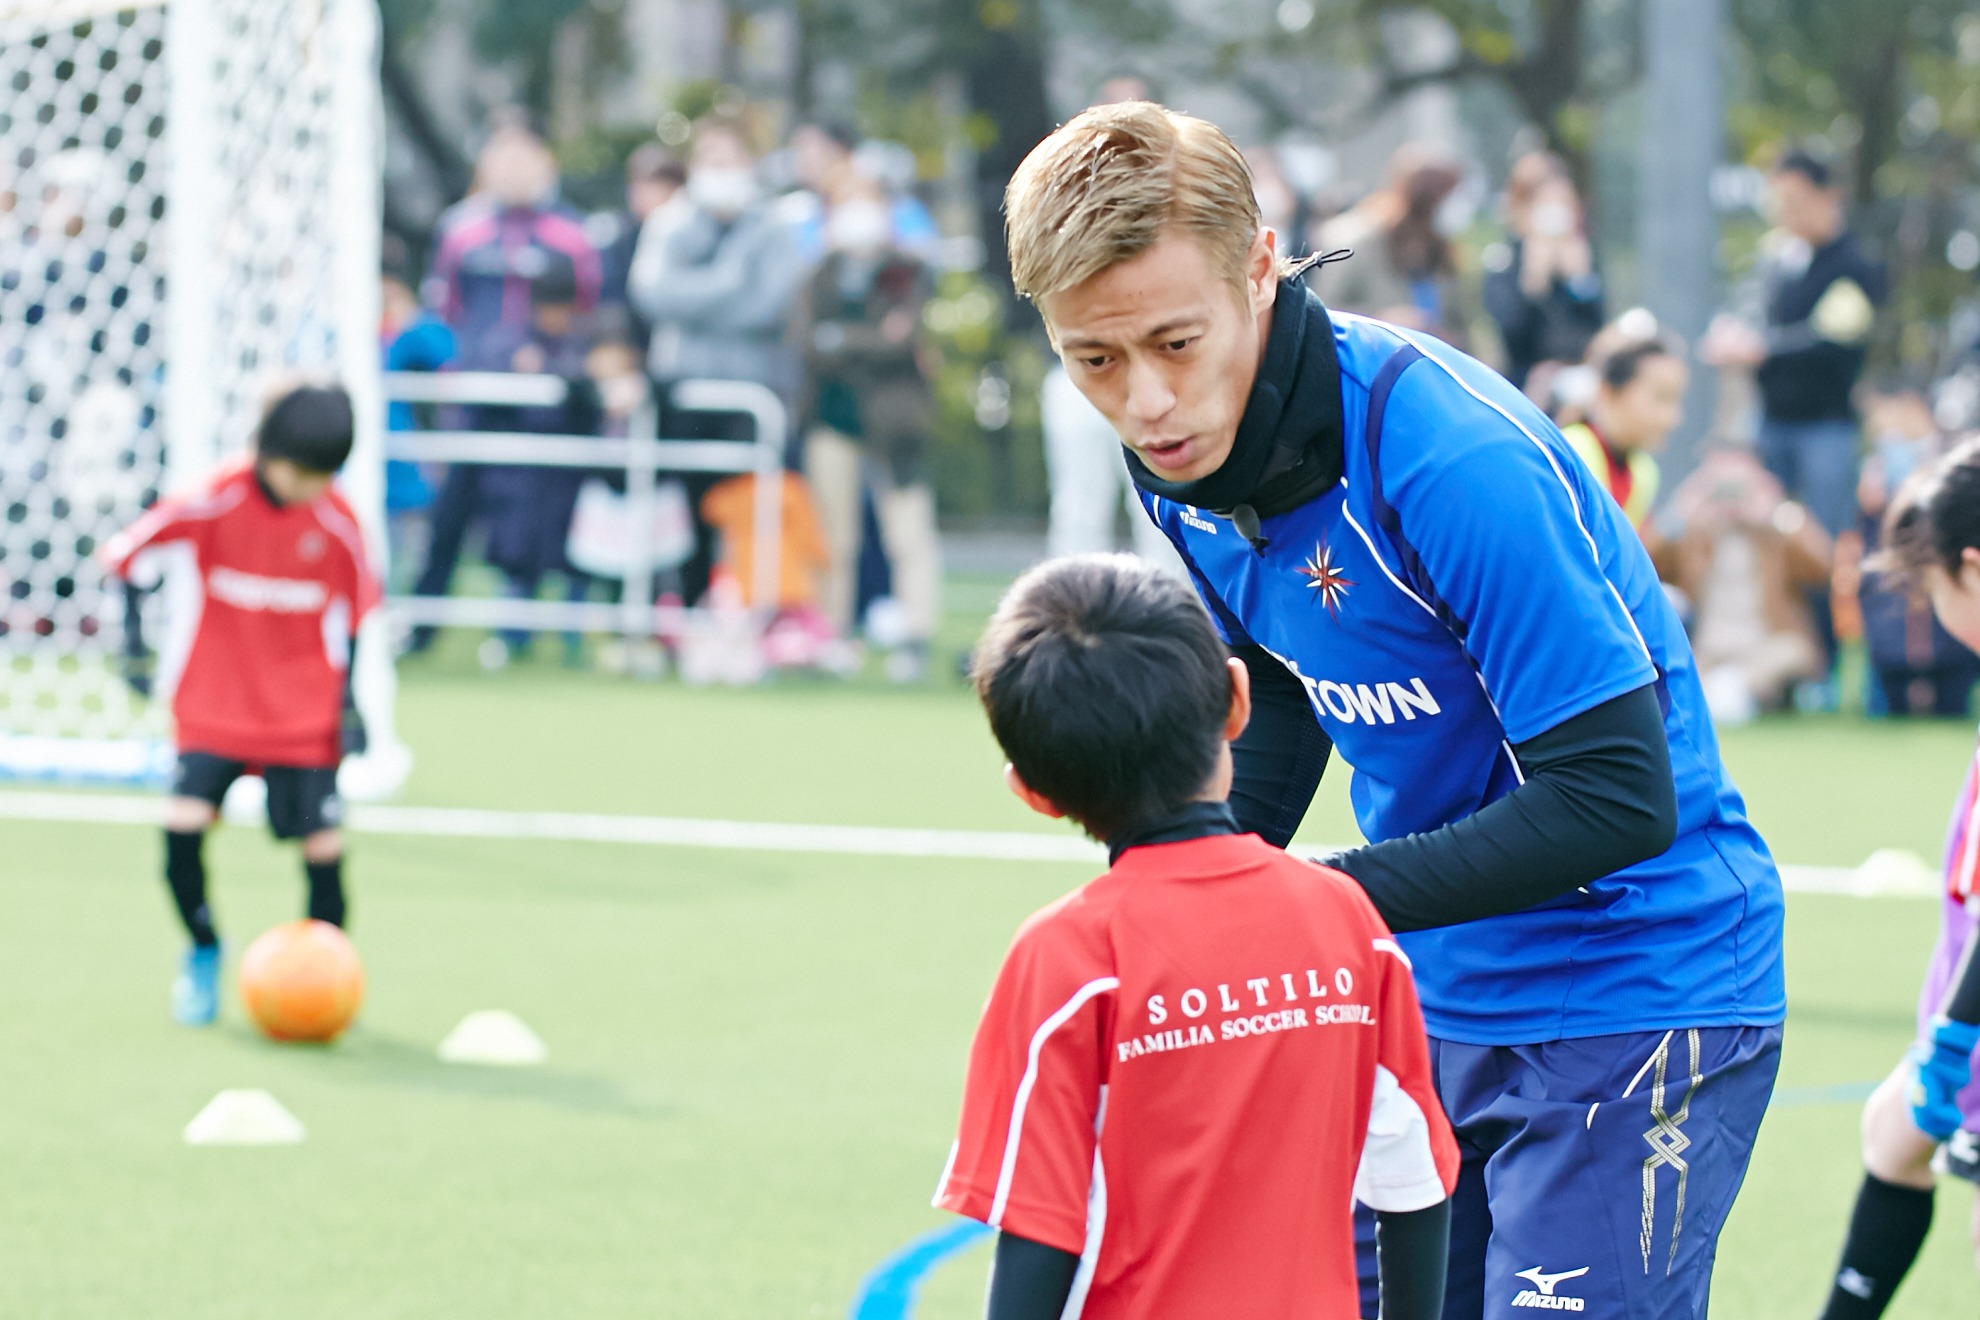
481, 132, 555, 209
1768, 170, 1840, 244
1041, 229, 1276, 483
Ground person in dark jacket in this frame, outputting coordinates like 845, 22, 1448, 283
1703, 149, 1887, 690
596, 143, 685, 357
1482, 153, 1605, 390
1704, 150, 1885, 537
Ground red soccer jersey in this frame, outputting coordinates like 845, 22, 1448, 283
935, 833, 1458, 1319
100, 459, 380, 767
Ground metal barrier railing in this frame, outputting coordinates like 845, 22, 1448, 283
380, 372, 786, 639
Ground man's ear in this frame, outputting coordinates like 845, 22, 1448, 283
1247, 226, 1279, 319
1223, 656, 1252, 742
1004, 763, 1067, 820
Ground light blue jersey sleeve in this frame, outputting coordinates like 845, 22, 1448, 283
1378, 352, 1658, 744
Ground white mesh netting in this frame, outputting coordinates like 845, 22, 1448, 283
0, 0, 380, 774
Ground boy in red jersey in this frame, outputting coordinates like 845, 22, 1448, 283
100, 381, 379, 1026
936, 554, 1456, 1320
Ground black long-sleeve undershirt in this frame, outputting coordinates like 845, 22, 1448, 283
1228, 646, 1679, 933
983, 1202, 1449, 1320
1942, 929, 1980, 1025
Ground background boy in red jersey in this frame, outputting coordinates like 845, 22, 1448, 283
100, 381, 379, 1027
936, 554, 1457, 1320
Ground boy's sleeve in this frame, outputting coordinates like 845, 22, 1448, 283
98, 493, 199, 582
318, 498, 381, 624
933, 916, 1112, 1257
1384, 362, 1657, 743
1353, 931, 1459, 1213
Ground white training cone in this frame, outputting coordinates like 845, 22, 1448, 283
1852, 848, 1938, 898
182, 1089, 305, 1145
437, 1010, 547, 1066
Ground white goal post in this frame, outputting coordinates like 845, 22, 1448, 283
0, 0, 404, 794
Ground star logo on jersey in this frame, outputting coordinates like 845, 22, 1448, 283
297, 530, 327, 562
1298, 540, 1354, 616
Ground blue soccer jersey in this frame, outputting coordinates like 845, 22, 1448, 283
1140, 312, 1786, 1045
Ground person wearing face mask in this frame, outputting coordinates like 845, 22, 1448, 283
1700, 148, 1888, 705
796, 177, 941, 677
1848, 380, 1980, 716
627, 115, 803, 605
1482, 153, 1605, 391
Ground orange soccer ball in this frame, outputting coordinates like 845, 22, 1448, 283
239, 920, 365, 1042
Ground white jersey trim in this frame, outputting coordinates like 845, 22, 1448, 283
988, 975, 1119, 1230
1353, 1063, 1447, 1212
1060, 1085, 1109, 1320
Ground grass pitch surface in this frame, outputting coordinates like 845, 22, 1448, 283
1, 620, 1976, 1317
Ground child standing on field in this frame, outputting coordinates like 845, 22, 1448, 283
1816, 437, 1980, 1318
937, 554, 1456, 1320
99, 381, 378, 1027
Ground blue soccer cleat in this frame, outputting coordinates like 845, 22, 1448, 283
171, 944, 221, 1027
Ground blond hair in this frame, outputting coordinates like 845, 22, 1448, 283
1005, 102, 1261, 305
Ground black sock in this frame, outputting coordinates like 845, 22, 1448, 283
1819, 1173, 1935, 1319
305, 856, 346, 928
164, 829, 217, 947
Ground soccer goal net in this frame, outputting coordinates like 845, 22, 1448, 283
0, 0, 401, 791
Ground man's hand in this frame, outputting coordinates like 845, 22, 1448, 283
1699, 314, 1767, 369
1907, 1017, 1980, 1142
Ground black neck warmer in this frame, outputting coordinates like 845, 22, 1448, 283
1124, 275, 1346, 549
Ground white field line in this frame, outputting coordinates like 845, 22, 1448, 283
0, 789, 1913, 894
0, 789, 1104, 864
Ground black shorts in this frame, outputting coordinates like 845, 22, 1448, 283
172, 752, 344, 840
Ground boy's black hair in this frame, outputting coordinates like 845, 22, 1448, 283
973, 554, 1231, 843
1776, 147, 1834, 189
257, 382, 354, 474
1879, 436, 1980, 584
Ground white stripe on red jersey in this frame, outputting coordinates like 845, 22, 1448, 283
1949, 738, 1980, 903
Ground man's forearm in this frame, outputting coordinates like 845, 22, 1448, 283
1226, 643, 1333, 848
1329, 683, 1677, 932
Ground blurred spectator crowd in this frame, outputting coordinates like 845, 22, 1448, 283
386, 110, 944, 681
387, 97, 1979, 717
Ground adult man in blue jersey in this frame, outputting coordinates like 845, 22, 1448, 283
997, 103, 1784, 1318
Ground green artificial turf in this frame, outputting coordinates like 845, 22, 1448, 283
2, 617, 1976, 1316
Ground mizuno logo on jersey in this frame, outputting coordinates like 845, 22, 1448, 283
1511, 1265, 1588, 1310
207, 567, 328, 614
1179, 505, 1217, 534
